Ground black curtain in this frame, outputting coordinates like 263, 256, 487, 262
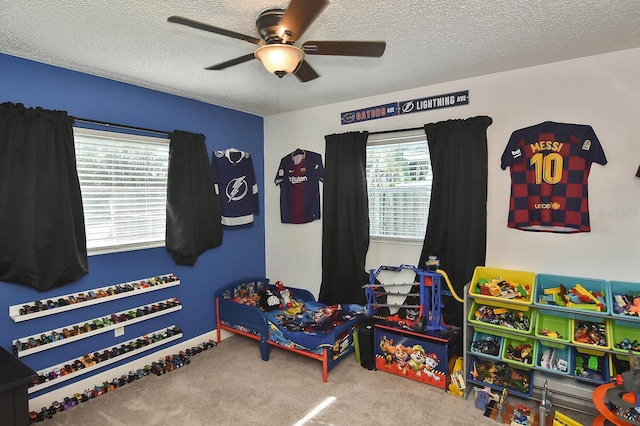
166, 130, 223, 265
417, 116, 493, 327
0, 102, 88, 291
319, 132, 370, 305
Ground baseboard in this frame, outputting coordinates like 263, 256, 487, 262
28, 329, 234, 411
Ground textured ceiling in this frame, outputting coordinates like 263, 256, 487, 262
1, 0, 639, 116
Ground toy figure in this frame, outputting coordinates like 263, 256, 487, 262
394, 344, 410, 375
422, 351, 441, 381
379, 336, 394, 369
407, 344, 426, 376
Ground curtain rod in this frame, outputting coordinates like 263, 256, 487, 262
368, 126, 424, 136
72, 117, 171, 137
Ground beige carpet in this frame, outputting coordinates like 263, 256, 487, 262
43, 335, 594, 426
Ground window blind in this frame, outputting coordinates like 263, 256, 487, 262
366, 131, 432, 241
73, 127, 170, 254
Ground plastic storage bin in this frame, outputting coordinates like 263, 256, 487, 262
468, 356, 534, 397
571, 347, 610, 385
470, 331, 504, 361
535, 309, 571, 344
469, 266, 536, 306
610, 319, 640, 355
536, 341, 572, 376
502, 335, 537, 369
533, 273, 609, 316
609, 280, 640, 320
468, 299, 535, 336
571, 318, 611, 351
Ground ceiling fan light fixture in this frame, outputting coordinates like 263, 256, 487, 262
254, 44, 304, 77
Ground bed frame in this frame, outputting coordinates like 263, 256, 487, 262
215, 277, 358, 382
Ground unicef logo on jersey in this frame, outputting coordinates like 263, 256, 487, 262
534, 202, 561, 210
225, 176, 248, 202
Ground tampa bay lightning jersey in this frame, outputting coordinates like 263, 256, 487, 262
211, 148, 259, 227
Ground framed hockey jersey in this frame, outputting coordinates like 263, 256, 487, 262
501, 121, 607, 233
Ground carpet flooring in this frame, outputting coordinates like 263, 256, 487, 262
43, 335, 595, 425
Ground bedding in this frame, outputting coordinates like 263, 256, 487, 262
215, 278, 365, 382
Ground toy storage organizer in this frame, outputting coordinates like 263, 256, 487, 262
7, 274, 183, 400
464, 267, 634, 401
365, 265, 460, 390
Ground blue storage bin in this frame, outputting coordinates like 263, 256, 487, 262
536, 341, 572, 376
468, 356, 534, 397
609, 280, 640, 320
571, 347, 610, 385
533, 273, 609, 316
470, 331, 504, 361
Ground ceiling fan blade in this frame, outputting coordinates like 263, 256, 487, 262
302, 41, 386, 57
278, 0, 328, 43
168, 15, 262, 45
205, 53, 257, 70
294, 61, 320, 82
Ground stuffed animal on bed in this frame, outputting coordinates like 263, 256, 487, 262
258, 288, 282, 311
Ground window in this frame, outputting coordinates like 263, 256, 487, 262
366, 130, 432, 241
73, 127, 170, 255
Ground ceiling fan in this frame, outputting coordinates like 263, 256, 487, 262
167, 0, 386, 82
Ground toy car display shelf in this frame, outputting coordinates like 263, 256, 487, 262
365, 264, 462, 390
27, 325, 182, 394
12, 297, 182, 357
9, 274, 180, 322
464, 266, 634, 403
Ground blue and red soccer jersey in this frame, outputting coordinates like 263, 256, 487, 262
211, 148, 259, 227
275, 149, 323, 224
501, 121, 607, 233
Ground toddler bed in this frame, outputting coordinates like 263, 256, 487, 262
215, 278, 365, 382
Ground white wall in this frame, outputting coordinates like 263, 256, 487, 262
264, 48, 640, 297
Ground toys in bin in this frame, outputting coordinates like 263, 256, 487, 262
574, 320, 607, 347
537, 283, 606, 312
613, 293, 640, 316
472, 305, 531, 331
475, 276, 531, 301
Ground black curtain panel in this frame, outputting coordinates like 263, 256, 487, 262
0, 102, 88, 291
166, 130, 223, 265
417, 116, 493, 327
319, 132, 370, 305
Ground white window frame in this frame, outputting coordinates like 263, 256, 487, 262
366, 130, 432, 243
73, 127, 170, 255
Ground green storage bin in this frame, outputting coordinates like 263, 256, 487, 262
502, 335, 537, 369
610, 319, 640, 355
468, 299, 535, 335
535, 309, 571, 344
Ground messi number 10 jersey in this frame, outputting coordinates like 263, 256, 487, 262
501, 121, 607, 233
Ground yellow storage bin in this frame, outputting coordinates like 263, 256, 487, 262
469, 266, 535, 306
571, 318, 611, 351
468, 299, 535, 335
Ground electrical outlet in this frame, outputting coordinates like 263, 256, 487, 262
114, 326, 124, 337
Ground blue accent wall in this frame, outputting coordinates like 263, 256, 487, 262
0, 53, 265, 393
